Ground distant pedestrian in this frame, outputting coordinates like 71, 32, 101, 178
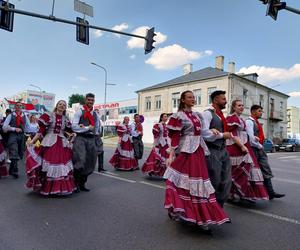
72, 93, 99, 192
3, 102, 30, 178
131, 114, 144, 166
109, 116, 138, 171
142, 113, 170, 177
95, 109, 105, 172
246, 104, 285, 200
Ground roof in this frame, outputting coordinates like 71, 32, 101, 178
136, 67, 229, 92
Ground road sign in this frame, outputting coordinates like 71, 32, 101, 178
74, 0, 93, 17
76, 17, 89, 45
0, 0, 14, 32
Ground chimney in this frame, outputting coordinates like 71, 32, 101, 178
215, 56, 224, 71
183, 63, 193, 75
228, 62, 235, 73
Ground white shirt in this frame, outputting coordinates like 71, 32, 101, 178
201, 107, 224, 141
72, 109, 100, 134
3, 113, 31, 133
245, 117, 263, 149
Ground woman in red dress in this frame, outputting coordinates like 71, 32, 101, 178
164, 91, 230, 232
25, 100, 76, 196
142, 113, 170, 177
226, 100, 268, 202
109, 116, 138, 171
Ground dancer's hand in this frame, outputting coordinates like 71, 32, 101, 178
166, 158, 173, 168
210, 128, 220, 135
223, 132, 232, 140
255, 136, 260, 142
241, 145, 249, 154
15, 128, 22, 133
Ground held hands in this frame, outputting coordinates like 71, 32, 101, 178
15, 128, 22, 133
210, 128, 220, 135
166, 157, 173, 168
241, 145, 249, 154
223, 132, 232, 140
88, 125, 94, 131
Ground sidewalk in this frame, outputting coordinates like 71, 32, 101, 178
103, 136, 153, 148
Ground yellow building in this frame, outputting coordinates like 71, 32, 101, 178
287, 106, 300, 138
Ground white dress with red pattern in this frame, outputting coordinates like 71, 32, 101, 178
164, 111, 230, 226
109, 124, 138, 170
0, 135, 8, 177
226, 114, 268, 201
25, 112, 76, 195
142, 123, 170, 176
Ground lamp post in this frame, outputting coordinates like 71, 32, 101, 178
90, 62, 116, 138
29, 84, 43, 113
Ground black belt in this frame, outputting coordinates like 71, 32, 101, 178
77, 133, 95, 138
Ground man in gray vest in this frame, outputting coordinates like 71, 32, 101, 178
246, 104, 285, 199
202, 90, 232, 207
3, 102, 30, 178
72, 93, 99, 192
94, 109, 105, 172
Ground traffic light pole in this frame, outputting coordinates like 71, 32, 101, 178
285, 5, 300, 15
0, 5, 146, 40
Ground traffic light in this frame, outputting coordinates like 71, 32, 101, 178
76, 17, 89, 45
144, 27, 156, 54
0, 0, 15, 32
266, 0, 286, 20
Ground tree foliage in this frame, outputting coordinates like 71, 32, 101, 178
68, 94, 85, 107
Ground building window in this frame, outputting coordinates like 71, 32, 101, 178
155, 95, 161, 110
243, 89, 248, 107
145, 97, 151, 111
118, 106, 137, 115
207, 87, 217, 104
259, 94, 264, 108
172, 92, 180, 109
280, 101, 283, 110
193, 89, 202, 106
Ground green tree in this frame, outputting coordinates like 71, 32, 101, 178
68, 94, 85, 108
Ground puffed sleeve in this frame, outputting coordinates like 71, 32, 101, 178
152, 123, 160, 139
226, 114, 240, 135
167, 113, 182, 149
38, 113, 51, 136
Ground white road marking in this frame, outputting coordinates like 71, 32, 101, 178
139, 181, 165, 189
272, 168, 300, 175
105, 171, 119, 176
273, 177, 300, 185
93, 171, 136, 183
226, 204, 300, 225
278, 156, 299, 159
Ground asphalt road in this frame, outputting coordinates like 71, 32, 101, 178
0, 147, 299, 250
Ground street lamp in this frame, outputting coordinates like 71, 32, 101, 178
90, 62, 116, 138
29, 84, 43, 113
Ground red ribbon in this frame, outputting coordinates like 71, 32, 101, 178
83, 105, 95, 126
15, 112, 24, 127
136, 122, 143, 136
252, 116, 265, 144
213, 106, 228, 132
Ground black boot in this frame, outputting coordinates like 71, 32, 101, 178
264, 178, 285, 200
9, 160, 19, 179
97, 152, 106, 172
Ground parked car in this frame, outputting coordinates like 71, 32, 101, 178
263, 139, 275, 153
275, 138, 300, 152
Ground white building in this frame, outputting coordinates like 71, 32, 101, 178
137, 56, 289, 143
287, 106, 300, 139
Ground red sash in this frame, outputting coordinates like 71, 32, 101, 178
16, 112, 24, 127
83, 105, 95, 126
252, 116, 265, 144
213, 105, 228, 132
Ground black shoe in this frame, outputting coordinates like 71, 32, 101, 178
79, 186, 90, 192
98, 168, 106, 172
9, 172, 19, 179
269, 192, 285, 200
198, 225, 213, 235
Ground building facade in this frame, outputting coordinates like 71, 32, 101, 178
137, 57, 289, 143
287, 106, 300, 139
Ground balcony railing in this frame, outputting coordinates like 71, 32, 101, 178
269, 110, 284, 121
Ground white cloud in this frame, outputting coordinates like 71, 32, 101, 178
127, 83, 133, 87
93, 30, 103, 38
288, 92, 300, 97
72, 85, 79, 89
129, 54, 136, 59
76, 76, 88, 81
145, 44, 212, 70
127, 26, 167, 49
238, 64, 300, 84
112, 23, 129, 37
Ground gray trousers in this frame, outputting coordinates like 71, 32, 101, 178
132, 137, 144, 160
72, 135, 97, 186
95, 135, 104, 169
8, 133, 25, 160
252, 147, 273, 179
205, 147, 231, 206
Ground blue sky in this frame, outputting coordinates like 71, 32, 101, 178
0, 0, 299, 107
